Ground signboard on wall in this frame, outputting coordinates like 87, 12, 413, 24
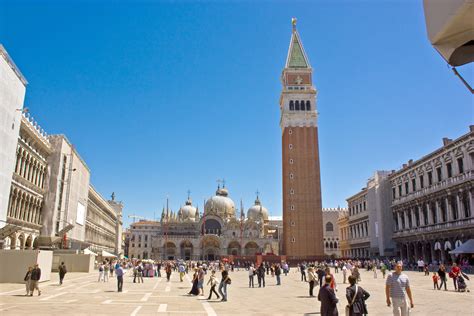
76, 202, 85, 225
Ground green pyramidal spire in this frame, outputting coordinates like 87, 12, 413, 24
286, 18, 310, 68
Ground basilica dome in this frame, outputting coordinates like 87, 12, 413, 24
205, 187, 235, 219
247, 196, 269, 221
179, 197, 197, 221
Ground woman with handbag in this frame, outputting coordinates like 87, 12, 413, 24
219, 269, 231, 302
346, 275, 370, 316
24, 266, 32, 296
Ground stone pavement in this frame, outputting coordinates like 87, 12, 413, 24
0, 267, 472, 315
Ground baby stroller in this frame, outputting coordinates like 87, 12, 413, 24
457, 275, 470, 292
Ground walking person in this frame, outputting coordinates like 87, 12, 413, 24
318, 275, 339, 316
438, 264, 448, 291
29, 264, 41, 296
317, 266, 326, 287
98, 263, 105, 282
385, 262, 414, 316
346, 275, 370, 316
58, 262, 67, 285
116, 263, 124, 292
450, 263, 461, 291
197, 266, 205, 296
342, 265, 348, 284
307, 267, 317, 297
104, 262, 109, 282
432, 272, 440, 290
300, 263, 307, 282
24, 267, 32, 296
218, 269, 231, 302
166, 263, 172, 282
248, 264, 255, 288
207, 270, 220, 300
275, 264, 281, 285
257, 264, 265, 288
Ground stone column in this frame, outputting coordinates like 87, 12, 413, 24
446, 196, 452, 221
397, 212, 402, 230
456, 192, 463, 219
404, 211, 409, 229
418, 205, 424, 226
426, 203, 433, 225
411, 209, 416, 228
414, 242, 420, 261
469, 189, 473, 217
435, 200, 442, 223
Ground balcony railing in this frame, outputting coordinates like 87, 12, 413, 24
392, 171, 473, 206
393, 216, 474, 238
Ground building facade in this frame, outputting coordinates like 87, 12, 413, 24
281, 20, 324, 258
3, 112, 51, 250
391, 127, 473, 264
0, 45, 27, 243
345, 171, 394, 258
39, 135, 90, 249
85, 187, 123, 255
337, 210, 350, 257
322, 207, 346, 258
127, 187, 280, 260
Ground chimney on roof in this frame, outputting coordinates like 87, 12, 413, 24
470, 125, 474, 132
402, 164, 407, 168
442, 138, 452, 146
408, 159, 413, 165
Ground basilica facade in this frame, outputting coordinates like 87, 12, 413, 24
127, 186, 280, 261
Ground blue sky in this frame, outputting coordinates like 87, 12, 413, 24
1, 1, 472, 226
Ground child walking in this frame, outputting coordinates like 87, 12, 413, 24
207, 270, 220, 300
432, 272, 440, 290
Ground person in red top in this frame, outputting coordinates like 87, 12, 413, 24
451, 263, 461, 291
432, 272, 440, 290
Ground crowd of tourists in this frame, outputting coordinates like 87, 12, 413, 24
21, 256, 471, 316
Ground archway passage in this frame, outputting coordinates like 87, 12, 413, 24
201, 235, 221, 260
244, 241, 259, 255
180, 240, 193, 260
164, 241, 177, 260
227, 241, 241, 256
25, 235, 33, 249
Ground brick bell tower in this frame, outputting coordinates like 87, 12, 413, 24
281, 18, 324, 258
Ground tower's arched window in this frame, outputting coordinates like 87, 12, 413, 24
306, 100, 311, 111
326, 222, 334, 232
289, 100, 294, 111
295, 100, 300, 111
301, 100, 305, 111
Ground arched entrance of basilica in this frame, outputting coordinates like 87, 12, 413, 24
201, 235, 220, 261
180, 240, 193, 260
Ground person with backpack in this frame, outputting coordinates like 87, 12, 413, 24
58, 262, 67, 285
346, 275, 370, 315
98, 263, 105, 282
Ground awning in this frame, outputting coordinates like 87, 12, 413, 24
100, 250, 117, 258
83, 248, 98, 256
423, 0, 474, 66
449, 239, 474, 254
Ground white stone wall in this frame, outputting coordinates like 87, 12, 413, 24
0, 46, 26, 230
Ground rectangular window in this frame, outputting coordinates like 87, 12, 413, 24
405, 182, 409, 194
392, 187, 396, 200
412, 178, 416, 191
446, 163, 452, 178
419, 175, 424, 189
398, 185, 402, 196
457, 158, 464, 174
436, 167, 442, 182
428, 171, 433, 186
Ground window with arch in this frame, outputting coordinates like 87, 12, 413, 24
289, 100, 294, 111
295, 100, 300, 110
291, 221, 295, 226
301, 100, 305, 111
290, 189, 294, 195
289, 159, 294, 164
306, 100, 310, 111
291, 237, 296, 243
289, 144, 293, 149
289, 173, 294, 179
326, 222, 334, 232
289, 129, 293, 135
290, 205, 295, 210
325, 241, 329, 248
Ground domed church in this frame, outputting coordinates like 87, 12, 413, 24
127, 185, 281, 261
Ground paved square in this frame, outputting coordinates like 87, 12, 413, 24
0, 268, 472, 315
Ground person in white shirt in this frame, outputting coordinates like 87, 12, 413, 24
248, 264, 255, 288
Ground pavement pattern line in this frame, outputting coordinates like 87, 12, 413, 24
130, 305, 142, 316
140, 292, 152, 302
202, 301, 217, 316
157, 304, 167, 312
39, 292, 67, 301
